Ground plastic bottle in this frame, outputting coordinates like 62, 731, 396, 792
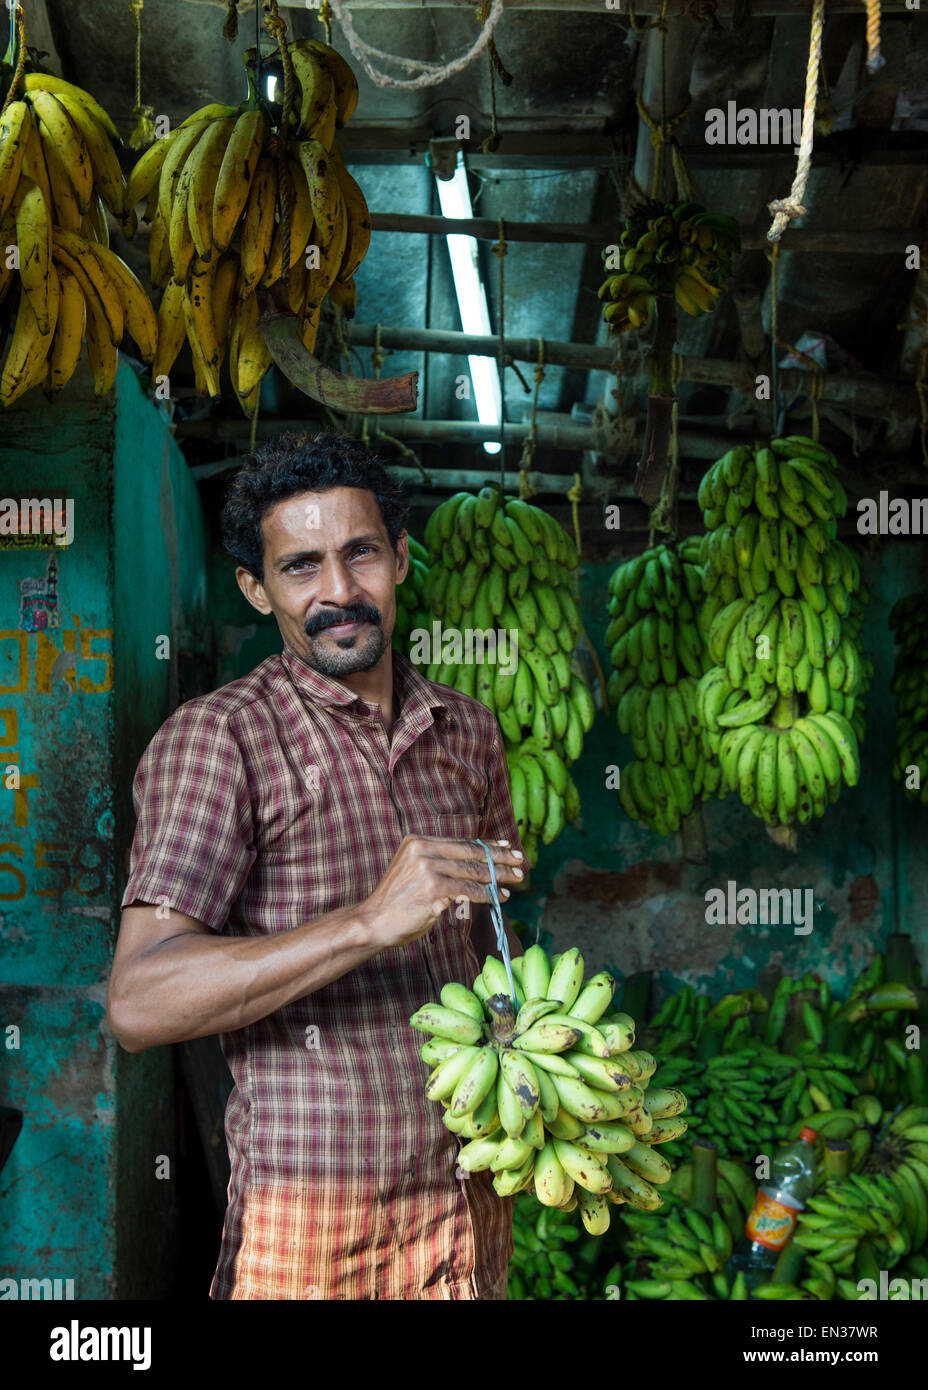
731, 1127, 818, 1287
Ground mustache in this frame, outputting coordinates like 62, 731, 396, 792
305, 604, 382, 637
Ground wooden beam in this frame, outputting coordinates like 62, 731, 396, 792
369, 212, 922, 257
194, 0, 912, 13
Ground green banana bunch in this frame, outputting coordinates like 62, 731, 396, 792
695, 435, 869, 831
794, 1172, 911, 1276
889, 591, 928, 802
411, 945, 688, 1234
622, 1192, 734, 1285
599, 199, 739, 334
508, 1194, 587, 1299
608, 536, 720, 837
391, 534, 431, 650
419, 486, 592, 867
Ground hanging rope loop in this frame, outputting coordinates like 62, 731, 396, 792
127, 0, 157, 148
862, 0, 886, 74
325, 0, 504, 91
767, 0, 825, 242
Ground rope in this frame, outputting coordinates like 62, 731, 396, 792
808, 369, 824, 442
518, 468, 535, 500
862, 0, 886, 74
628, 0, 670, 34
127, 1, 157, 149
566, 473, 583, 578
326, 0, 504, 91
492, 217, 507, 472
476, 0, 512, 154
318, 0, 333, 46
367, 323, 430, 484
636, 92, 691, 202
518, 338, 545, 475
767, 0, 825, 242
0, 6, 26, 115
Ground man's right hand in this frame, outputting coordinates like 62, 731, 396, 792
360, 836, 524, 948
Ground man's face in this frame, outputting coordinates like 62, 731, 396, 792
236, 487, 409, 679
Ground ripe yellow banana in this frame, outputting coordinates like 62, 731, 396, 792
47, 263, 85, 392
28, 90, 94, 214
298, 302, 321, 353
262, 155, 314, 286
23, 73, 120, 141
328, 145, 370, 284
0, 101, 31, 223
238, 153, 277, 298
0, 267, 59, 405
16, 183, 53, 334
186, 114, 236, 260
185, 261, 222, 386
83, 284, 118, 394
229, 292, 271, 411
297, 139, 347, 307
50, 89, 125, 218
42, 135, 84, 232
286, 41, 337, 147
152, 277, 187, 383
292, 39, 359, 127
20, 117, 54, 224
157, 119, 213, 228
88, 240, 158, 364
213, 107, 266, 253
51, 228, 124, 346
326, 274, 356, 318
212, 255, 241, 363
124, 134, 174, 221
147, 204, 173, 288
168, 161, 197, 283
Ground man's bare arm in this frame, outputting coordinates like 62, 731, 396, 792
107, 835, 524, 1053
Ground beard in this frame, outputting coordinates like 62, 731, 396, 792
302, 603, 388, 677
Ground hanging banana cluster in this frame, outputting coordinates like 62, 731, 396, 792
607, 539, 720, 837
391, 535, 430, 651
890, 592, 928, 803
410, 945, 688, 1234
125, 38, 369, 414
598, 200, 740, 335
419, 487, 593, 868
695, 436, 869, 830
0, 72, 156, 403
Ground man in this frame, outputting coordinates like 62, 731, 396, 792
106, 431, 526, 1301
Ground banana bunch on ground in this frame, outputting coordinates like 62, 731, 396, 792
890, 592, 928, 802
621, 1193, 738, 1298
419, 487, 592, 867
391, 535, 430, 650
787, 1170, 917, 1293
598, 199, 740, 334
508, 1195, 586, 1299
0, 72, 158, 401
125, 38, 368, 413
608, 538, 721, 836
409, 945, 687, 1235
696, 436, 868, 830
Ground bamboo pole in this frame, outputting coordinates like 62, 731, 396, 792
369, 212, 920, 256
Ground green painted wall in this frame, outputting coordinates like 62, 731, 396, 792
0, 356, 207, 1300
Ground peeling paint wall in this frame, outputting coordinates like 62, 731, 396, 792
0, 357, 207, 1300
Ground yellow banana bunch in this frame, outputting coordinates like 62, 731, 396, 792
0, 70, 151, 402
599, 199, 739, 335
125, 37, 370, 417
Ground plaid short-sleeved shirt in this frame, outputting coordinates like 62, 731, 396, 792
120, 647, 525, 1300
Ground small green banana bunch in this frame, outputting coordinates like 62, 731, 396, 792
508, 1195, 585, 1300
650, 1043, 781, 1165
865, 1105, 928, 1251
607, 538, 720, 837
598, 199, 739, 334
623, 1196, 734, 1290
391, 534, 431, 650
409, 945, 687, 1236
793, 1172, 911, 1280
889, 592, 928, 802
696, 435, 868, 830
419, 486, 593, 867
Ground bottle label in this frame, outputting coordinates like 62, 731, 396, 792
744, 1190, 802, 1251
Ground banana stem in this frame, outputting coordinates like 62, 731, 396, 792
691, 1142, 718, 1218
619, 970, 653, 1024
635, 293, 677, 507
822, 1139, 851, 1180
680, 807, 707, 863
771, 692, 798, 728
781, 988, 816, 1054
772, 1238, 804, 1285
885, 932, 919, 988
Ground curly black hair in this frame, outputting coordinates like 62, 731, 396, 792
220, 431, 409, 582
